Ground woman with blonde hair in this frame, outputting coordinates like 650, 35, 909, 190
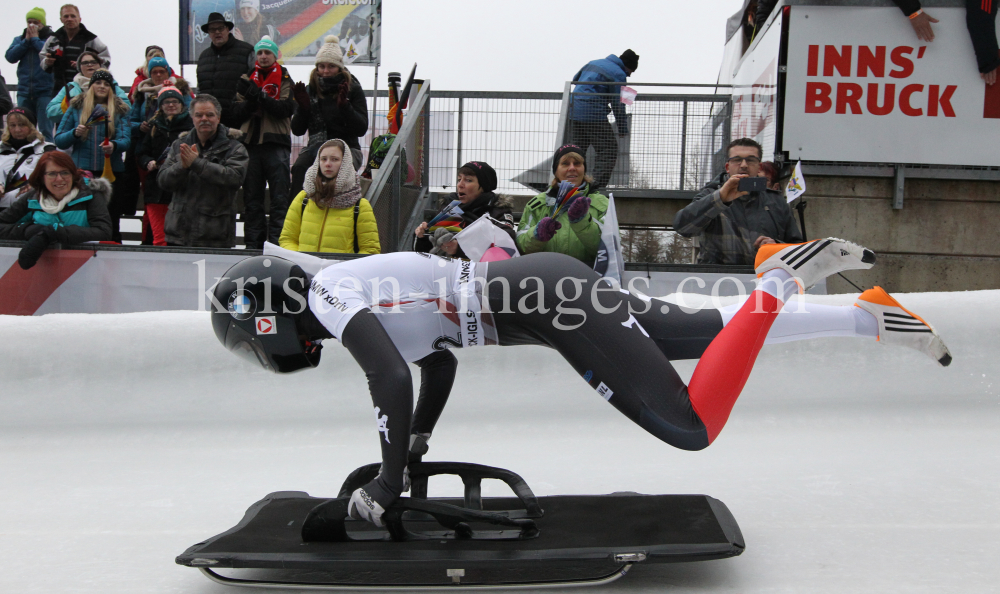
54, 69, 131, 241
0, 107, 56, 209
279, 138, 379, 254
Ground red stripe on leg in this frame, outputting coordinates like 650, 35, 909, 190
687, 292, 782, 443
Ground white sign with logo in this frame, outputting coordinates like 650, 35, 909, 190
783, 6, 999, 167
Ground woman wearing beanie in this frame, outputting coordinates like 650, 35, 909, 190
279, 138, 379, 254
413, 161, 516, 258
54, 69, 131, 242
515, 144, 609, 263
136, 86, 193, 246
129, 56, 193, 139
0, 107, 57, 209
289, 35, 368, 198
127, 46, 176, 102
45, 50, 130, 128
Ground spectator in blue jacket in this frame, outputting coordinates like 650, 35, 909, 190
569, 50, 638, 190
5, 8, 55, 141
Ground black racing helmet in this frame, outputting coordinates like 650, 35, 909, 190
211, 255, 322, 373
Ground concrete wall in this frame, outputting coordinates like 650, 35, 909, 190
803, 177, 1000, 293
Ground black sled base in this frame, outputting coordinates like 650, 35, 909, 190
176, 462, 744, 589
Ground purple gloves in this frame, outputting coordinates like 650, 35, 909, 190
566, 196, 591, 223
534, 217, 561, 242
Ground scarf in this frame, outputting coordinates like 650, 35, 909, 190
38, 187, 79, 215
250, 64, 283, 100
304, 139, 362, 210
7, 137, 30, 151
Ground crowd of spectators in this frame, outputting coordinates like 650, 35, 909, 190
3, 2, 996, 274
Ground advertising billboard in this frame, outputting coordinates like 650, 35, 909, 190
180, 0, 381, 66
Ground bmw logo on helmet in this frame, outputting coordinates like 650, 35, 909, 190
228, 290, 257, 321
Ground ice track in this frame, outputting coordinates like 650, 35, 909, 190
2, 291, 999, 593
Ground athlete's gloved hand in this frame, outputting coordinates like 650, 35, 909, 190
348, 487, 386, 527
534, 217, 561, 242
567, 196, 591, 223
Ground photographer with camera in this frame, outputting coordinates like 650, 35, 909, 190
674, 138, 802, 265
38, 5, 110, 94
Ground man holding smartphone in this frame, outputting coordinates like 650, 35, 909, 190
674, 138, 802, 265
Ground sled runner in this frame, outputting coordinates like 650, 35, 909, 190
177, 462, 744, 589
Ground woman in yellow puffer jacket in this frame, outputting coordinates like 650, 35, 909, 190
279, 138, 380, 253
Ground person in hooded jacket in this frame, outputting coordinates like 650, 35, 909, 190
137, 86, 193, 246
413, 161, 516, 258
46, 49, 130, 128
516, 145, 609, 264
5, 8, 55, 141
279, 138, 379, 254
290, 35, 368, 198
0, 150, 111, 269
0, 107, 56, 209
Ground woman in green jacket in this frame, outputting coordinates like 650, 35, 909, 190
279, 138, 379, 254
515, 144, 608, 263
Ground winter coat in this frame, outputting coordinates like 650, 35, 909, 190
0, 74, 10, 115
137, 111, 194, 205
195, 35, 256, 128
279, 191, 379, 254
964, 0, 1000, 74
291, 74, 369, 163
0, 177, 112, 242
46, 72, 131, 127
5, 26, 55, 97
54, 94, 131, 173
127, 66, 183, 103
516, 183, 609, 263
157, 125, 249, 248
39, 24, 109, 92
231, 65, 295, 147
570, 55, 630, 135
673, 171, 803, 265
0, 137, 57, 207
415, 191, 517, 257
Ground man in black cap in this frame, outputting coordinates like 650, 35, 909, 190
195, 12, 255, 129
569, 49, 638, 189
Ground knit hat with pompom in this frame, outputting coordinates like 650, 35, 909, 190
315, 35, 344, 68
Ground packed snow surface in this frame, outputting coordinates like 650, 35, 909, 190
2, 290, 998, 593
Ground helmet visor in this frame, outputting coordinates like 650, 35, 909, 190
224, 323, 274, 372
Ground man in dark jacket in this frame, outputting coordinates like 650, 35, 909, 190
674, 138, 802, 266
196, 13, 256, 130
569, 50, 638, 190
158, 95, 249, 248
5, 8, 55, 140
38, 5, 110, 94
231, 36, 296, 249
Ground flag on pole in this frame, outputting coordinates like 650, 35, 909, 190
786, 160, 806, 203
593, 194, 625, 284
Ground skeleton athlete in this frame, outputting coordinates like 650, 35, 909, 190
211, 238, 951, 526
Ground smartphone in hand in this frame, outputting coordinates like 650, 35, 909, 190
737, 177, 768, 193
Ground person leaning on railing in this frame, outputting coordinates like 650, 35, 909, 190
279, 138, 379, 254
515, 144, 608, 264
0, 150, 111, 270
413, 161, 516, 258
673, 138, 802, 266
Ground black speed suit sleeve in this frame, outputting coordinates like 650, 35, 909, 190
340, 310, 412, 510
966, 0, 1000, 74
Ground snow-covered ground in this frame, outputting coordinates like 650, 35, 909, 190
2, 291, 998, 593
